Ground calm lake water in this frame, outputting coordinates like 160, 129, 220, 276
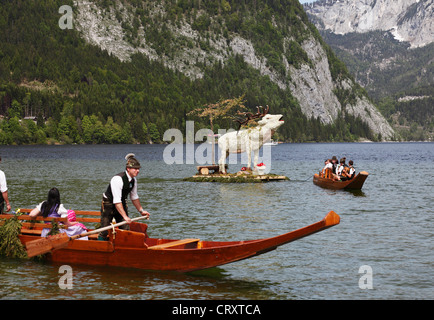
0, 142, 432, 300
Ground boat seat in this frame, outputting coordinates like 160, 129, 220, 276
148, 238, 200, 250
20, 228, 98, 239
20, 229, 43, 235
324, 168, 332, 179
17, 208, 100, 223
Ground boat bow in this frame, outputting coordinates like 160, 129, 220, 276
235, 210, 340, 257
143, 211, 340, 272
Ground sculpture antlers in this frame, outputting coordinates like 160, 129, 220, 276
235, 105, 269, 130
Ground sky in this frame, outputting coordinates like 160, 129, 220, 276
299, 0, 316, 4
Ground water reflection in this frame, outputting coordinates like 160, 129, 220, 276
0, 257, 285, 300
345, 189, 366, 197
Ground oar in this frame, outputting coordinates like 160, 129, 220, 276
25, 216, 149, 258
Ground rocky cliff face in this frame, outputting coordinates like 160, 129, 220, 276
304, 0, 433, 141
73, 0, 395, 140
285, 36, 393, 138
305, 0, 433, 48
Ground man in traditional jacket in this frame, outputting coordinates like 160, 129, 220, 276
98, 154, 150, 240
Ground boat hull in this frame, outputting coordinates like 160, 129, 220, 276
18, 211, 340, 272
313, 171, 368, 190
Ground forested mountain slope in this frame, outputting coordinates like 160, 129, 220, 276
0, 0, 396, 145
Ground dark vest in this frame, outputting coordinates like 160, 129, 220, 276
104, 172, 135, 210
0, 191, 4, 211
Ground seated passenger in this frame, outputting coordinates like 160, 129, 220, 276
336, 158, 345, 176
348, 160, 356, 179
66, 209, 88, 239
331, 156, 338, 174
321, 159, 332, 176
337, 158, 351, 181
321, 159, 340, 180
29, 187, 88, 240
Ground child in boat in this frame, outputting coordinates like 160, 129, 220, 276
66, 209, 88, 239
29, 187, 88, 239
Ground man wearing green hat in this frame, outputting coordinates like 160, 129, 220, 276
98, 154, 150, 240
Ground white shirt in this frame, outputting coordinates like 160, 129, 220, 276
0, 170, 7, 193
323, 162, 333, 171
109, 171, 139, 204
36, 202, 68, 217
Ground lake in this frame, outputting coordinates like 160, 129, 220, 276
0, 142, 433, 300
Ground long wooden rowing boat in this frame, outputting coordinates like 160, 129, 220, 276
2, 209, 340, 273
313, 171, 369, 190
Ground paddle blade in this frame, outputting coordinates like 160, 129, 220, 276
25, 233, 70, 258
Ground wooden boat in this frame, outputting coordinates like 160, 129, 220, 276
2, 209, 340, 273
313, 170, 369, 190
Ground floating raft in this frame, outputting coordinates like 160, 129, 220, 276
184, 174, 289, 183
184, 165, 289, 182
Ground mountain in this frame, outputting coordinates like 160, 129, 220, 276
0, 0, 396, 145
305, 0, 433, 48
305, 0, 434, 140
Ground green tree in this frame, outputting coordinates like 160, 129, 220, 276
148, 123, 160, 143
120, 122, 133, 144
142, 122, 149, 143
188, 95, 246, 164
8, 100, 24, 119
104, 117, 123, 143
7, 117, 26, 144
44, 118, 59, 142
35, 129, 47, 144
81, 115, 94, 144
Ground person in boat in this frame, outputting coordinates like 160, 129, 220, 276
98, 153, 150, 241
321, 159, 332, 176
337, 158, 351, 181
331, 156, 339, 174
321, 159, 340, 180
336, 157, 346, 178
348, 160, 356, 179
29, 187, 88, 239
66, 209, 88, 237
0, 156, 11, 214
